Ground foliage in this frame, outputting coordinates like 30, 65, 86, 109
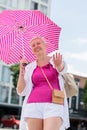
83, 80, 87, 108
9, 64, 20, 88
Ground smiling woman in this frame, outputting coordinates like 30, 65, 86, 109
17, 37, 70, 130
30, 37, 47, 59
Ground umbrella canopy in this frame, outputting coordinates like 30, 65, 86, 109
0, 10, 61, 64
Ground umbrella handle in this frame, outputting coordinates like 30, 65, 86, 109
21, 32, 25, 57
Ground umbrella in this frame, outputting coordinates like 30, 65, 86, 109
0, 10, 61, 64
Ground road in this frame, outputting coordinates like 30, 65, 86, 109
0, 128, 18, 130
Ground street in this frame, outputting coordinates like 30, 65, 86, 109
0, 128, 18, 130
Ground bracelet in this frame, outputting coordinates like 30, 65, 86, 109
57, 62, 64, 72
59, 62, 64, 68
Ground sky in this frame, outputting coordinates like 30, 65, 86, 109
50, 0, 87, 77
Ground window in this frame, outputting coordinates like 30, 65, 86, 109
31, 1, 38, 10
40, 5, 47, 15
0, 0, 7, 5
1, 66, 10, 83
71, 96, 77, 110
79, 88, 85, 109
25, 0, 29, 9
8, 0, 18, 8
41, 0, 48, 3
0, 7, 5, 12
11, 88, 19, 104
75, 78, 80, 86
0, 86, 9, 103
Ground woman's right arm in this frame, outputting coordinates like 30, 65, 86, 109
17, 58, 28, 94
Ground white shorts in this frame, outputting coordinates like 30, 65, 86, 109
23, 103, 64, 119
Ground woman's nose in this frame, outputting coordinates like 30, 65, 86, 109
35, 44, 38, 48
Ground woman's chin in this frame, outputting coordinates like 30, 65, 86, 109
34, 52, 40, 57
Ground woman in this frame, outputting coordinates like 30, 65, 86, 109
17, 37, 70, 130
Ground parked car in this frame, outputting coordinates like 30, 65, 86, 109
0, 115, 20, 129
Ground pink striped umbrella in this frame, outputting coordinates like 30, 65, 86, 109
0, 10, 61, 64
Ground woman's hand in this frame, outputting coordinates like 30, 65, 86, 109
17, 58, 28, 93
53, 53, 64, 72
20, 58, 28, 75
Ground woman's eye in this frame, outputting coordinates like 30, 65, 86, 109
31, 42, 41, 48
37, 42, 41, 45
31, 44, 35, 47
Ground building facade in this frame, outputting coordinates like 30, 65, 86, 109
0, 0, 51, 16
69, 74, 87, 112
0, 0, 51, 118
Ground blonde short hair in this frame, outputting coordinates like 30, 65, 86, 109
30, 36, 46, 44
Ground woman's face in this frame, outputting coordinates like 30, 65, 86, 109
30, 38, 47, 56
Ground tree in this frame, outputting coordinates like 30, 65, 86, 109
83, 80, 87, 108
9, 64, 20, 88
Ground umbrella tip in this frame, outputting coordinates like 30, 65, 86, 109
18, 26, 24, 32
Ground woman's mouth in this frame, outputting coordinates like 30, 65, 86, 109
34, 47, 41, 52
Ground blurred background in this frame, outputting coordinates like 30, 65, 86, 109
0, 0, 87, 130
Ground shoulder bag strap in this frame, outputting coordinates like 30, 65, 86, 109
40, 67, 53, 91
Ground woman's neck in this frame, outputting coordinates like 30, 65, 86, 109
36, 55, 47, 62
36, 55, 51, 66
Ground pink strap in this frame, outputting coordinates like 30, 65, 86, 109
40, 67, 53, 90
